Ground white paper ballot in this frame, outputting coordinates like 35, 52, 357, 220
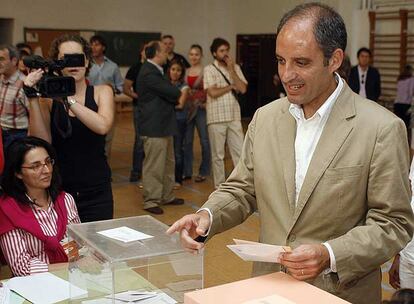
88, 291, 176, 304
242, 294, 296, 304
7, 272, 87, 304
227, 239, 291, 263
105, 290, 157, 302
97, 226, 153, 243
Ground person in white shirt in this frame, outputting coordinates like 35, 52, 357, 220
389, 158, 414, 289
166, 3, 413, 304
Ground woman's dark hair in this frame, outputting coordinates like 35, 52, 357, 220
398, 65, 413, 81
190, 44, 203, 55
1, 136, 62, 205
48, 34, 92, 76
18, 49, 30, 58
167, 59, 186, 83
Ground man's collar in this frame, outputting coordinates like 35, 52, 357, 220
1, 70, 20, 84
289, 72, 344, 121
147, 59, 164, 75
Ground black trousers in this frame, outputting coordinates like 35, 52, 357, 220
394, 103, 411, 129
68, 182, 113, 223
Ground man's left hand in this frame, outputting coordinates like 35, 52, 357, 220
279, 244, 330, 281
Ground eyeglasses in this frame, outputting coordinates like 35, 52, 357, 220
21, 158, 55, 173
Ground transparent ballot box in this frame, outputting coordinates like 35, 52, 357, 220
67, 215, 203, 303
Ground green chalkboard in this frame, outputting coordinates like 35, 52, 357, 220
96, 31, 161, 66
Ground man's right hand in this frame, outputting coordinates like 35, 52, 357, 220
166, 211, 211, 254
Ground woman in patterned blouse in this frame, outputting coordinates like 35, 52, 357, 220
0, 136, 80, 276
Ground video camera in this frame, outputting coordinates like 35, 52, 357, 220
23, 54, 85, 98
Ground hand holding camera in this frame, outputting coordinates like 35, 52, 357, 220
22, 54, 85, 98
24, 69, 44, 88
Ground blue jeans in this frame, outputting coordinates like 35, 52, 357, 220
174, 118, 187, 184
131, 104, 144, 177
183, 108, 210, 177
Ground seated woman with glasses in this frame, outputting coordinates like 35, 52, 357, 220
0, 136, 80, 276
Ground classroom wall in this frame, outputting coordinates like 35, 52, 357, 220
0, 0, 370, 66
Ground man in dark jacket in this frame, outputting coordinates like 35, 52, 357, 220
136, 41, 183, 214
348, 47, 381, 102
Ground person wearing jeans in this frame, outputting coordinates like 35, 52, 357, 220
183, 44, 210, 182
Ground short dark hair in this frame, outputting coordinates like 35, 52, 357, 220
398, 64, 413, 81
357, 47, 371, 58
145, 41, 161, 59
48, 34, 92, 75
90, 35, 107, 52
167, 59, 186, 83
210, 38, 230, 56
390, 288, 414, 304
276, 2, 347, 65
162, 35, 174, 40
0, 44, 19, 62
18, 49, 30, 58
16, 42, 33, 54
1, 136, 62, 206
190, 44, 203, 55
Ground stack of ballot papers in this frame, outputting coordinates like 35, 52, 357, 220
227, 239, 291, 263
6, 272, 87, 304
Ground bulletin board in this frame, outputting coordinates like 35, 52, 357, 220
24, 28, 161, 66
96, 31, 160, 66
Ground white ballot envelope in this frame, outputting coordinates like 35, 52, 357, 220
227, 239, 292, 263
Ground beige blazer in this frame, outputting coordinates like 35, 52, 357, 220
203, 83, 414, 304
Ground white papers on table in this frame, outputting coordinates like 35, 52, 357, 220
6, 272, 87, 304
9, 292, 25, 304
242, 294, 296, 304
106, 290, 157, 302
227, 239, 292, 263
97, 226, 153, 243
0, 283, 10, 304
83, 290, 177, 304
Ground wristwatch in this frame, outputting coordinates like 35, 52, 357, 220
67, 97, 77, 107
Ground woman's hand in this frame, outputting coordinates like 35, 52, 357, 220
24, 69, 44, 87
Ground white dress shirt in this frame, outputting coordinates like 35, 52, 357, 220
357, 65, 367, 98
288, 73, 344, 272
200, 73, 344, 273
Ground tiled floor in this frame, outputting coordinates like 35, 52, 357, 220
0, 111, 396, 300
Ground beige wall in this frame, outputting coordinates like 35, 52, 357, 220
0, 0, 369, 66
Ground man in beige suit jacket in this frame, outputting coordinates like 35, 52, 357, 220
167, 3, 414, 304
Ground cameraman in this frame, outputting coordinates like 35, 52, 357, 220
0, 45, 29, 152
24, 35, 115, 223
